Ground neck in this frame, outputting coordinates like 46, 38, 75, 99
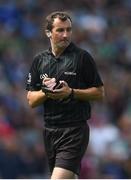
51, 46, 65, 58
51, 42, 68, 58
52, 48, 65, 58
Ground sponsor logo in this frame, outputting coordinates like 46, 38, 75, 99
64, 72, 76, 75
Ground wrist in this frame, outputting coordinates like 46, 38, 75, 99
58, 88, 74, 103
69, 88, 74, 100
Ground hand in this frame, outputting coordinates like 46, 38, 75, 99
43, 77, 57, 90
46, 81, 72, 100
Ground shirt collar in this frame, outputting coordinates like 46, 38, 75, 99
47, 42, 76, 56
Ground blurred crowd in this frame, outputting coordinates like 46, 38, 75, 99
0, 0, 131, 178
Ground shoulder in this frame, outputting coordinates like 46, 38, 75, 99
32, 49, 49, 64
72, 43, 94, 63
34, 50, 49, 60
72, 43, 93, 58
29, 50, 49, 71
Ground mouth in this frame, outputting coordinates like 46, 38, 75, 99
61, 39, 69, 43
57, 40, 70, 48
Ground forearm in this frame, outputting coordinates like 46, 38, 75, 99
73, 86, 105, 101
27, 90, 47, 108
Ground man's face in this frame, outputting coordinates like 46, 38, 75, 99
50, 17, 72, 49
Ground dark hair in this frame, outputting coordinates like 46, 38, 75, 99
45, 11, 72, 31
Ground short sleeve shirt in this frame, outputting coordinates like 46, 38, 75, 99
26, 42, 103, 128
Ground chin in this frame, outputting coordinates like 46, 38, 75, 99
58, 42, 70, 48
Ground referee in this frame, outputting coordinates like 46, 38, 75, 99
26, 11, 105, 179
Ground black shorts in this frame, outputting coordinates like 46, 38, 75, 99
43, 123, 89, 175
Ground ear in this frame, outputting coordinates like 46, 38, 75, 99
45, 30, 51, 38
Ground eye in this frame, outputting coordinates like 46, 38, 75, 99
56, 28, 64, 32
66, 27, 72, 32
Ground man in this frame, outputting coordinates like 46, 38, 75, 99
26, 11, 104, 179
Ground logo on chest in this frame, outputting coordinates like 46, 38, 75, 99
40, 73, 48, 79
64, 72, 77, 76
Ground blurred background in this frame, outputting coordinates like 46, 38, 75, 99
0, 0, 131, 178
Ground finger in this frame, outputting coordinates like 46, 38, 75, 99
50, 78, 56, 83
43, 77, 51, 82
43, 78, 56, 87
59, 81, 68, 86
46, 93, 59, 100
46, 92, 54, 98
53, 88, 62, 93
43, 78, 51, 85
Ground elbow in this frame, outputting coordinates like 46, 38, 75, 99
99, 86, 105, 100
28, 100, 36, 108
27, 92, 36, 108
96, 86, 105, 101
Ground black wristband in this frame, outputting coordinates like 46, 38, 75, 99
64, 88, 74, 100
69, 88, 74, 100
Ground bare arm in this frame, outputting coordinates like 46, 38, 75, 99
26, 77, 58, 108
27, 90, 47, 108
47, 81, 105, 102
73, 86, 105, 101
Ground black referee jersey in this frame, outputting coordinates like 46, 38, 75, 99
26, 42, 103, 128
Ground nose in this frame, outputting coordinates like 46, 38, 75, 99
63, 30, 68, 37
